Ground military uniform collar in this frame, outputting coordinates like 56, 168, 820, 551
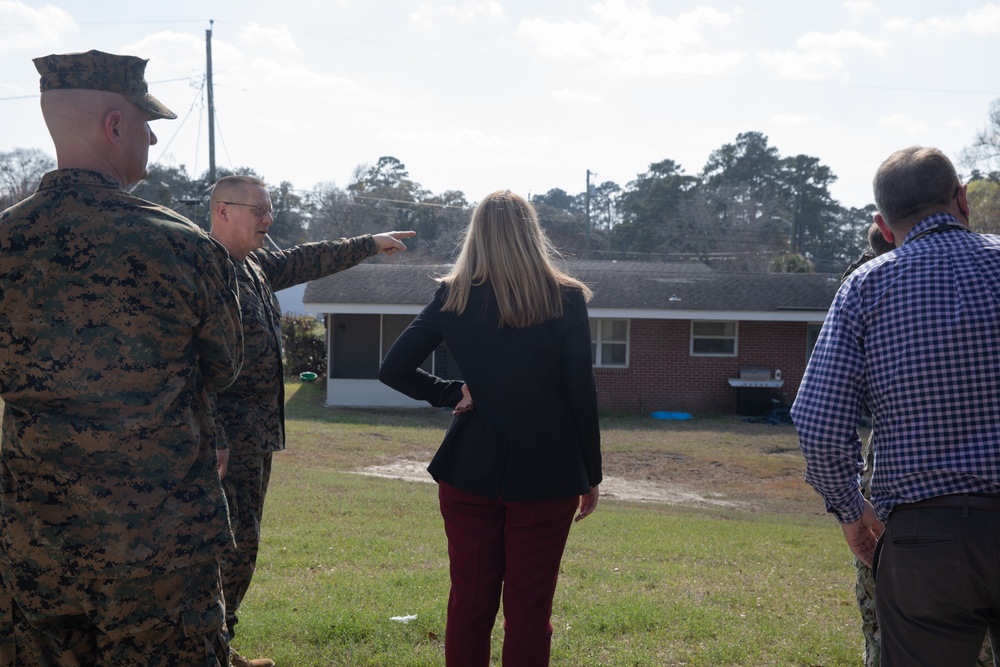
37, 168, 125, 192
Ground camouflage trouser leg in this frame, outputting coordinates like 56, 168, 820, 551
856, 434, 880, 667
221, 448, 273, 641
0, 559, 227, 667
855, 557, 880, 667
977, 638, 995, 667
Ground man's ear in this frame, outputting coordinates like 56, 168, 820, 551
957, 183, 971, 225
104, 110, 123, 143
873, 213, 896, 247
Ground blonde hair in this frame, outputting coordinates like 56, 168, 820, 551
441, 190, 591, 328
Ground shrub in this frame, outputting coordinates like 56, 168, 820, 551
282, 314, 327, 378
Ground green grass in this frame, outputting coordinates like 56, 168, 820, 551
0, 389, 862, 666
224, 382, 862, 666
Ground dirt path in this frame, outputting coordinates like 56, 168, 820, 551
353, 460, 747, 509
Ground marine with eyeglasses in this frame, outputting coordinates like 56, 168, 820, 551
206, 174, 412, 667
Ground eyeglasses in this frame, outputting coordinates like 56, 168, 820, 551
222, 201, 273, 218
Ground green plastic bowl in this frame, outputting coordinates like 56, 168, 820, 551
299, 372, 318, 383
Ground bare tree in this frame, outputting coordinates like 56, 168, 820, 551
0, 148, 54, 209
961, 99, 1000, 179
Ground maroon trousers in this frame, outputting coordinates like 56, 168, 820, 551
438, 482, 578, 667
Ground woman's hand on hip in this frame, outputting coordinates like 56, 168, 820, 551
452, 384, 474, 415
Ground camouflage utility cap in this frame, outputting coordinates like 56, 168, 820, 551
33, 49, 177, 120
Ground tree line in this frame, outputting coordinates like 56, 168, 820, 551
3, 115, 1000, 274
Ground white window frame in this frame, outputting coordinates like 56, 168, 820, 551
591, 318, 630, 368
690, 320, 738, 357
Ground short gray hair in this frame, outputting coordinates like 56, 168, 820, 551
873, 146, 959, 224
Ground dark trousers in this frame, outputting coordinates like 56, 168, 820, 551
438, 482, 578, 667
221, 449, 273, 641
874, 498, 1000, 667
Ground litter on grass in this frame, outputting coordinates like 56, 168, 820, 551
390, 614, 418, 624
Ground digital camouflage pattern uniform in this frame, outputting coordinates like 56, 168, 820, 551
0, 168, 244, 666
855, 436, 880, 667
217, 237, 376, 640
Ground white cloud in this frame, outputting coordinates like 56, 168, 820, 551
758, 49, 844, 80
192, 26, 374, 101
797, 30, 887, 53
124, 31, 206, 71
411, 1, 504, 27
517, 0, 743, 76
759, 30, 886, 80
886, 3, 1000, 35
378, 127, 512, 149
552, 89, 604, 104
771, 114, 820, 126
240, 23, 302, 57
0, 0, 76, 54
844, 0, 877, 16
247, 58, 368, 95
878, 113, 928, 135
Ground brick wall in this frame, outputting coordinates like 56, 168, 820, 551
594, 319, 813, 415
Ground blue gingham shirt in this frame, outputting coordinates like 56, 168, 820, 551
792, 213, 1000, 523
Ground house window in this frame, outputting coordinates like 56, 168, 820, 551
691, 321, 737, 356
330, 314, 381, 379
381, 315, 432, 373
590, 319, 629, 367
328, 314, 429, 379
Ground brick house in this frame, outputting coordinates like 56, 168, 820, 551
302, 260, 841, 415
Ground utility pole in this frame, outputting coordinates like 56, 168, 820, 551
585, 169, 593, 244
206, 20, 216, 184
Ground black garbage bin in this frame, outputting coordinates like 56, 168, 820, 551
736, 387, 774, 416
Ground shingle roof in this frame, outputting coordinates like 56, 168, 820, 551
303, 260, 841, 313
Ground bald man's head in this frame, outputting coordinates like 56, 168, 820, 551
40, 88, 158, 187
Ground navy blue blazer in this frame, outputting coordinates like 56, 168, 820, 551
379, 282, 602, 502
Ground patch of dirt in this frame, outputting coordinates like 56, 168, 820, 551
352, 460, 747, 509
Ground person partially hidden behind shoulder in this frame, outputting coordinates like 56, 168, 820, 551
0, 50, 243, 666
793, 146, 1000, 667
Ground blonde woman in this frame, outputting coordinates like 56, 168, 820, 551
379, 189, 602, 667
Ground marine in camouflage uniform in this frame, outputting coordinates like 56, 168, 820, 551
854, 435, 880, 667
0, 51, 243, 666
208, 176, 412, 664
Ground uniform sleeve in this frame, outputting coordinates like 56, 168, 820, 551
378, 289, 464, 408
196, 236, 244, 393
255, 236, 378, 291
562, 289, 602, 487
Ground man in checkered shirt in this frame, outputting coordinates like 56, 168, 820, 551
792, 146, 1000, 667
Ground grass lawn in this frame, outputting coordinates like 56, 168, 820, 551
227, 382, 864, 667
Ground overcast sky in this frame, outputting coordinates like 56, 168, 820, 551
1, 0, 998, 212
